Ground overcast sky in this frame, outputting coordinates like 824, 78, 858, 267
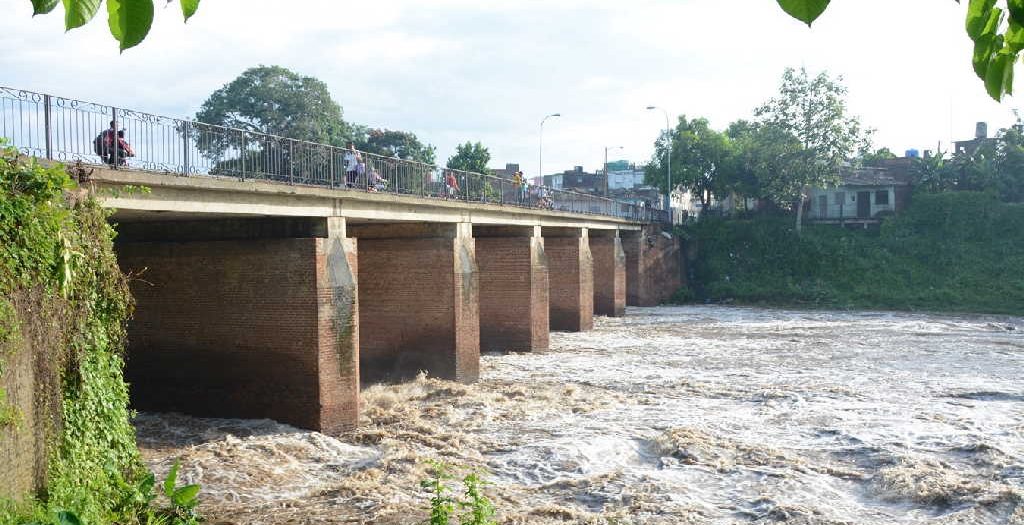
1, 0, 1019, 176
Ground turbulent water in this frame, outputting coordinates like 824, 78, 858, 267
134, 306, 1024, 524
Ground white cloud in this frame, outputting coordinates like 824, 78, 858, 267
0, 0, 1019, 175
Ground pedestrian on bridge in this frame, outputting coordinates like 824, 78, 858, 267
344, 142, 361, 188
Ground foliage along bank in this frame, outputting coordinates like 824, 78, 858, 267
682, 192, 1024, 316
0, 143, 198, 525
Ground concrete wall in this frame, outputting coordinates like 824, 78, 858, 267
0, 291, 51, 499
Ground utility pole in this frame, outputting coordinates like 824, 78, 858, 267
646, 106, 672, 214
539, 113, 561, 181
604, 145, 623, 198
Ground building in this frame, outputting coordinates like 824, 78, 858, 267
544, 166, 603, 193
954, 122, 996, 155
607, 161, 646, 191
490, 163, 522, 180
807, 167, 913, 223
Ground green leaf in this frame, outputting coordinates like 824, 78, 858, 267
30, 0, 59, 15
180, 0, 199, 22
776, 0, 831, 27
982, 6, 1004, 38
61, 0, 101, 30
967, 0, 998, 40
107, 0, 154, 51
171, 484, 200, 507
1007, 20, 1024, 52
984, 48, 1016, 100
973, 35, 993, 79
163, 460, 180, 497
1008, 0, 1024, 27
55, 511, 82, 525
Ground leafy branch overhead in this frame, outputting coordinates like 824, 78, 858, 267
29, 0, 199, 51
776, 0, 1021, 101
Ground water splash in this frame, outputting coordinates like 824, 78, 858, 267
135, 306, 1024, 524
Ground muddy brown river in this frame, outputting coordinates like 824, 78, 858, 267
135, 306, 1024, 524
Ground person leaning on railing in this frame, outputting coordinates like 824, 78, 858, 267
93, 120, 134, 167
344, 142, 361, 188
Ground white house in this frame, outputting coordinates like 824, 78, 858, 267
807, 168, 912, 222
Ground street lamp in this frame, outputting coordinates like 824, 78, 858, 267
646, 106, 672, 213
604, 145, 623, 197
539, 113, 561, 182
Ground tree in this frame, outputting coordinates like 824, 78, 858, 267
192, 65, 353, 180
446, 142, 491, 174
27, 0, 198, 51
994, 124, 1024, 201
777, 0, 1022, 101
645, 116, 733, 209
196, 65, 352, 146
356, 128, 437, 165
755, 67, 869, 233
861, 147, 898, 164
730, 122, 811, 209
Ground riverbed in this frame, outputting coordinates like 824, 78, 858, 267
135, 306, 1024, 524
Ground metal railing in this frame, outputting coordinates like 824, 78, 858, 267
0, 86, 669, 224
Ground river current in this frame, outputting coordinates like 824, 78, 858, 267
135, 306, 1024, 524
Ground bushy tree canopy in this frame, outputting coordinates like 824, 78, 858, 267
446, 142, 491, 174
645, 116, 732, 208
355, 128, 437, 165
195, 65, 353, 147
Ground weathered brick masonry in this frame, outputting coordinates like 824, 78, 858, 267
622, 225, 682, 306
474, 226, 549, 352
589, 233, 626, 317
544, 228, 594, 332
353, 223, 479, 384
116, 218, 359, 432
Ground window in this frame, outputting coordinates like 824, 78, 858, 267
834, 192, 846, 205
875, 190, 890, 205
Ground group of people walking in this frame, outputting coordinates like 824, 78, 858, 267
91, 125, 555, 210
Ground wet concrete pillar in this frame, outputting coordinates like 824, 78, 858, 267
116, 217, 360, 433
352, 222, 479, 384
474, 225, 549, 352
543, 227, 594, 332
590, 229, 626, 317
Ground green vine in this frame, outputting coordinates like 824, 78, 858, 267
0, 140, 200, 524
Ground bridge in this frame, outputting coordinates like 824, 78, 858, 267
2, 87, 682, 432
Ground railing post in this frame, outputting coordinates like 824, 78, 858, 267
43, 94, 52, 160
288, 140, 294, 184
329, 146, 335, 188
239, 130, 247, 181
111, 107, 119, 168
182, 121, 190, 176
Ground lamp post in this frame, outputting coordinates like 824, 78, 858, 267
604, 145, 623, 198
646, 106, 672, 214
539, 113, 561, 182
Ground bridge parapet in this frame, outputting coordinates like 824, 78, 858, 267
1, 86, 670, 225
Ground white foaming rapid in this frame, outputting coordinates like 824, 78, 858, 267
135, 306, 1024, 524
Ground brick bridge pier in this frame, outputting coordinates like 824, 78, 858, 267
100, 168, 681, 432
